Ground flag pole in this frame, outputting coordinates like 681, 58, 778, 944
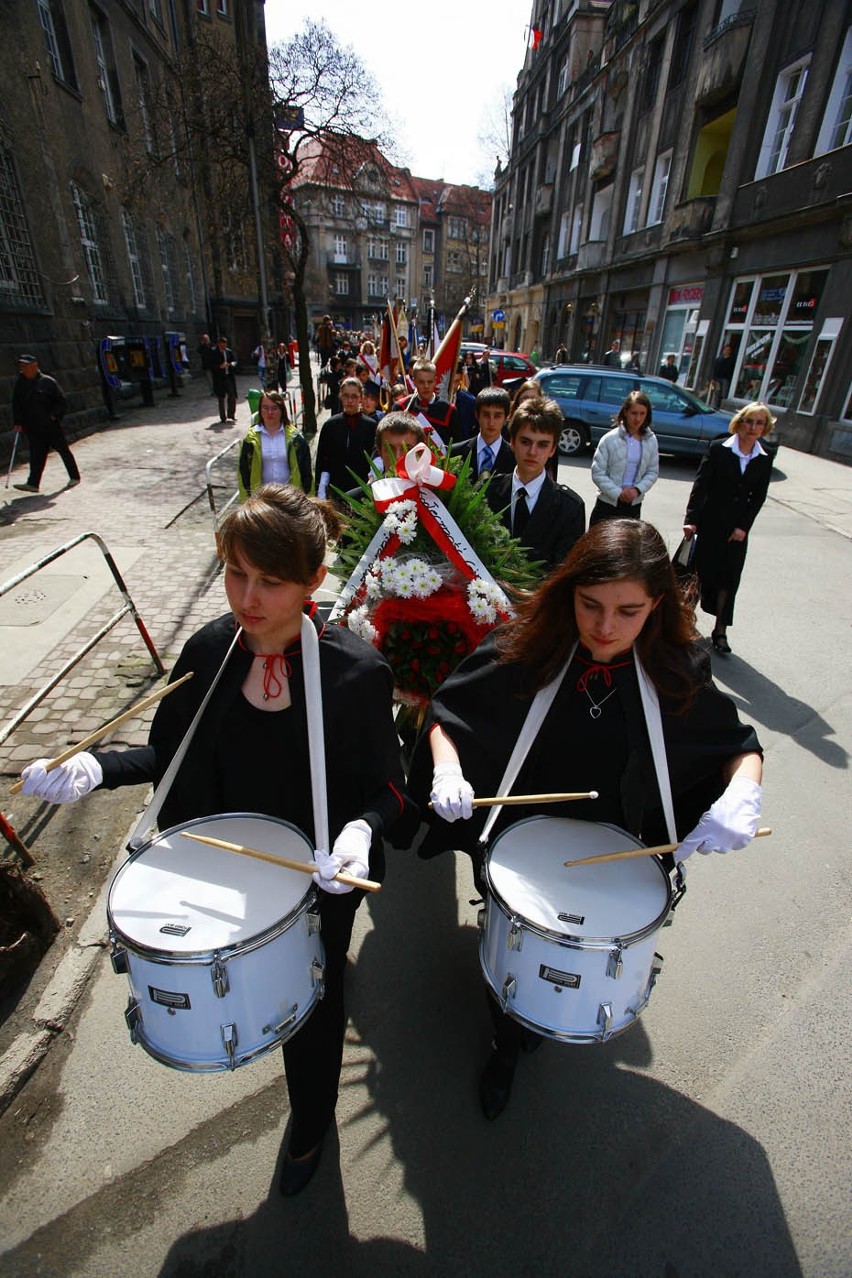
387, 296, 407, 385
433, 288, 475, 368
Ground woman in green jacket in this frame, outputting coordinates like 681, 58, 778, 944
238, 391, 312, 501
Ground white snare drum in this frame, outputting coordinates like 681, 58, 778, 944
107, 814, 325, 1072
480, 816, 674, 1044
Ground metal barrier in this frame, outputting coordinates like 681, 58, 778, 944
0, 531, 165, 862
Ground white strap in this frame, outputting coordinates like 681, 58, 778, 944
633, 650, 677, 844
127, 627, 243, 851
301, 613, 330, 856
478, 644, 576, 845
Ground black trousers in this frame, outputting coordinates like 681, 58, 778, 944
215, 376, 237, 420
589, 497, 642, 526
26, 421, 80, 487
281, 887, 364, 1153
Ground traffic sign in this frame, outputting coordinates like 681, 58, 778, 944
492, 309, 506, 322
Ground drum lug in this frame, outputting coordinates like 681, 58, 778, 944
221, 1023, 238, 1070
597, 1002, 613, 1039
507, 917, 524, 952
211, 956, 229, 999
124, 998, 141, 1045
477, 906, 486, 933
665, 865, 687, 923
500, 974, 517, 1011
111, 946, 129, 976
606, 944, 624, 980
307, 910, 321, 936
311, 957, 325, 998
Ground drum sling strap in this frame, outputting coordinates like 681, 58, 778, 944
126, 615, 331, 855
478, 644, 678, 848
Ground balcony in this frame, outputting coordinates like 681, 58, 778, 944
326, 254, 360, 269
668, 197, 717, 241
535, 184, 554, 216
589, 131, 620, 181
696, 9, 756, 106
576, 240, 606, 272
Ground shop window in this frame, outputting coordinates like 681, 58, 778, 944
724, 268, 829, 406
816, 29, 852, 155
799, 319, 843, 415
755, 57, 810, 179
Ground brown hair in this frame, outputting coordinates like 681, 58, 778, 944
497, 520, 699, 709
507, 396, 563, 446
614, 389, 652, 433
258, 390, 290, 424
375, 410, 426, 446
217, 484, 342, 583
509, 378, 541, 412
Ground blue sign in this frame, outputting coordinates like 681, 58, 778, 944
492, 309, 506, 322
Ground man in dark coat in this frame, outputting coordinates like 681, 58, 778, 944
450, 386, 513, 479
485, 397, 584, 574
12, 354, 79, 493
210, 336, 238, 422
400, 358, 463, 450
659, 354, 679, 383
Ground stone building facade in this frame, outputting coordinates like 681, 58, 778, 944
0, 0, 278, 456
488, 0, 852, 460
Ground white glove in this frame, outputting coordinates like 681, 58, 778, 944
312, 819, 372, 895
676, 777, 762, 860
21, 752, 103, 805
430, 762, 474, 823
316, 470, 331, 500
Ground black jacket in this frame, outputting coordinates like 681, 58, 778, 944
485, 473, 585, 573
13, 372, 67, 432
316, 413, 377, 490
451, 435, 514, 478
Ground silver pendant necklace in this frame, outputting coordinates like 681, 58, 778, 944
584, 684, 617, 719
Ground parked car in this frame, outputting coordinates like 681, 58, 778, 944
530, 365, 779, 460
489, 350, 538, 386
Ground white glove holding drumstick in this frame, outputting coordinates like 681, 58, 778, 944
676, 754, 763, 860
429, 726, 475, 823
21, 752, 103, 805
312, 819, 372, 895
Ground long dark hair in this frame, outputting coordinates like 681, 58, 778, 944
497, 520, 699, 709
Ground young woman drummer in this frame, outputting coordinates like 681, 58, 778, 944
20, 484, 413, 1195
409, 519, 764, 1120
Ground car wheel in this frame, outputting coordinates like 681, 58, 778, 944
558, 420, 588, 456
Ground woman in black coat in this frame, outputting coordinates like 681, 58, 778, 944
683, 402, 774, 654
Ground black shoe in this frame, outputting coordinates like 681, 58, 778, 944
279, 1139, 324, 1197
711, 631, 731, 654
479, 1051, 515, 1121
14, 482, 39, 493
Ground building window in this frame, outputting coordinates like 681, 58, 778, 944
121, 209, 146, 307
157, 228, 177, 314
589, 185, 613, 240
816, 28, 852, 155
447, 250, 462, 273
216, 0, 229, 14
623, 167, 644, 234
642, 35, 664, 113
448, 216, 466, 239
396, 274, 406, 297
149, 0, 164, 24
37, 0, 77, 88
365, 200, 385, 223
756, 58, 810, 179
333, 234, 347, 262
70, 182, 108, 305
334, 273, 349, 295
423, 228, 434, 253
394, 205, 408, 228
197, 0, 210, 13
723, 268, 829, 407
134, 54, 153, 154
423, 264, 433, 288
367, 273, 378, 296
331, 192, 345, 217
569, 204, 583, 255
668, 2, 697, 92
395, 243, 406, 265
90, 9, 123, 127
798, 318, 843, 415
377, 238, 388, 260
647, 151, 671, 225
0, 149, 45, 307
379, 274, 389, 295
223, 211, 247, 272
541, 233, 551, 276
557, 58, 570, 98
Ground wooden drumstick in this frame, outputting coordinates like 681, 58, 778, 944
9, 672, 195, 796
181, 830, 381, 893
428, 790, 598, 810
563, 826, 773, 868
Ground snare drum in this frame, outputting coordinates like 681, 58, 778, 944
480, 816, 674, 1044
107, 814, 325, 1072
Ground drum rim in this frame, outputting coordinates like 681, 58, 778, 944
107, 811, 317, 960
484, 815, 673, 946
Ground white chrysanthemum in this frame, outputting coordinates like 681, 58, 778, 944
347, 606, 378, 644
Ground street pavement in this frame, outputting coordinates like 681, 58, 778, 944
0, 386, 850, 1277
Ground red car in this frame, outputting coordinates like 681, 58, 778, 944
488, 350, 538, 386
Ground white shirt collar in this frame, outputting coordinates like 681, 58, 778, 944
725, 434, 767, 460
511, 468, 547, 502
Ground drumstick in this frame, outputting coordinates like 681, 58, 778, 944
428, 790, 598, 810
563, 826, 772, 868
9, 672, 195, 796
181, 830, 381, 893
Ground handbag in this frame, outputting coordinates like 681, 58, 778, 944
672, 534, 697, 584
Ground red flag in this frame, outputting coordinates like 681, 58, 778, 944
433, 314, 463, 401
530, 27, 543, 50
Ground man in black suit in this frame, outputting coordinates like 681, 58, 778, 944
485, 398, 585, 575
451, 387, 514, 479
210, 336, 238, 422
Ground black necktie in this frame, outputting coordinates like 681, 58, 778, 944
513, 487, 530, 537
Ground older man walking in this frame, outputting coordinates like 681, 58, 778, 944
12, 353, 80, 493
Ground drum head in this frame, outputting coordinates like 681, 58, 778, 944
108, 814, 315, 954
487, 816, 669, 942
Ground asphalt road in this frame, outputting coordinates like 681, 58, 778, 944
0, 380, 850, 1277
